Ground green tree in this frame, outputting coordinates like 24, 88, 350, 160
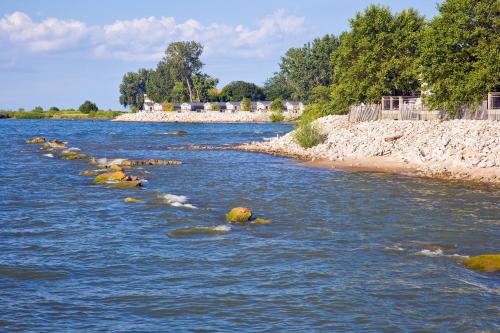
221, 81, 265, 101
269, 98, 283, 112
32, 106, 43, 112
49, 106, 59, 112
171, 82, 188, 102
330, 5, 425, 114
119, 69, 152, 110
79, 100, 98, 113
192, 74, 219, 102
419, 0, 499, 114
164, 41, 204, 102
146, 61, 174, 103
267, 34, 339, 101
240, 98, 251, 111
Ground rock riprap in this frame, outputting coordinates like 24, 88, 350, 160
464, 254, 500, 272
226, 207, 253, 223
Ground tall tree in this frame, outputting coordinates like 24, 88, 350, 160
164, 41, 204, 103
419, 0, 499, 114
119, 69, 152, 110
266, 34, 339, 101
146, 61, 174, 103
330, 5, 425, 114
192, 74, 219, 102
221, 81, 265, 101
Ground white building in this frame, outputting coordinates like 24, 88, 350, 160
181, 103, 192, 111
203, 102, 212, 111
143, 94, 154, 112
226, 102, 239, 112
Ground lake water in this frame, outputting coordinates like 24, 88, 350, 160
0, 119, 499, 332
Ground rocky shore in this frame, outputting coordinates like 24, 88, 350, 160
238, 115, 500, 184
113, 110, 279, 123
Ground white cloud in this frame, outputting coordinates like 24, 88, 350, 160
0, 11, 88, 52
0, 10, 305, 61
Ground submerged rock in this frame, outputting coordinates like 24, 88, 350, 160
124, 197, 144, 203
26, 137, 46, 144
253, 218, 272, 224
79, 170, 99, 176
107, 180, 141, 189
48, 140, 66, 148
226, 207, 252, 223
122, 159, 182, 166
93, 171, 128, 184
61, 150, 87, 160
166, 130, 188, 135
464, 254, 500, 272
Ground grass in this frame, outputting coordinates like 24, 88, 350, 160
293, 121, 325, 148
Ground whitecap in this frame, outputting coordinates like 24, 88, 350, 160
416, 249, 468, 259
168, 225, 231, 237
163, 194, 197, 209
43, 153, 54, 158
67, 147, 80, 151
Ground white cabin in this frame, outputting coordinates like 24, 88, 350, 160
203, 102, 212, 111
143, 94, 154, 112
153, 103, 163, 111
226, 102, 239, 112
181, 103, 192, 112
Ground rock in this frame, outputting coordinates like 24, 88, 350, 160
384, 134, 403, 142
79, 170, 99, 176
124, 197, 144, 203
464, 254, 500, 272
93, 171, 129, 184
107, 180, 141, 189
110, 164, 123, 171
61, 151, 87, 160
253, 218, 272, 224
166, 130, 188, 135
26, 137, 46, 144
122, 160, 182, 166
48, 140, 66, 148
226, 207, 252, 223
88, 157, 97, 165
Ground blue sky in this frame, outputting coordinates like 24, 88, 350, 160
0, 0, 440, 110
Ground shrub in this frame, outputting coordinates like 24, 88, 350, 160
269, 111, 284, 122
240, 98, 251, 111
131, 106, 137, 113
78, 100, 98, 114
14, 112, 47, 119
162, 101, 174, 111
269, 98, 283, 113
32, 106, 43, 112
293, 122, 325, 148
211, 102, 220, 111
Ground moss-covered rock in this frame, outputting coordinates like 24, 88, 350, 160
62, 151, 87, 160
253, 218, 272, 224
464, 254, 500, 272
79, 170, 99, 176
226, 207, 252, 223
26, 137, 46, 144
124, 197, 144, 203
93, 171, 128, 184
110, 164, 124, 171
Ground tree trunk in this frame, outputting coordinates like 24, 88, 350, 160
185, 77, 193, 103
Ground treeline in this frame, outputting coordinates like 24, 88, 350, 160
266, 0, 499, 116
119, 41, 268, 111
0, 101, 123, 119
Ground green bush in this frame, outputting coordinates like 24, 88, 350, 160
269, 111, 285, 122
269, 98, 283, 113
240, 98, 251, 111
79, 100, 98, 113
13, 112, 47, 119
32, 106, 44, 112
211, 102, 220, 111
293, 122, 325, 148
162, 101, 174, 111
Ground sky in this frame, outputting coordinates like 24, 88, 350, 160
0, 0, 440, 110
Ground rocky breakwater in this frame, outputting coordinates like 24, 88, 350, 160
113, 111, 273, 123
238, 115, 500, 183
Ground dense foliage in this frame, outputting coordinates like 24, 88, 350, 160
119, 69, 152, 111
78, 100, 99, 113
220, 81, 265, 101
419, 0, 500, 114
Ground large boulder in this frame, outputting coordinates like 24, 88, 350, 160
226, 207, 252, 223
26, 137, 46, 144
93, 171, 128, 184
464, 254, 500, 272
107, 180, 141, 189
61, 150, 87, 160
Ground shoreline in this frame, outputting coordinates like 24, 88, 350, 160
112, 110, 299, 123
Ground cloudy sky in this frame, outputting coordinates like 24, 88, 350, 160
0, 0, 439, 110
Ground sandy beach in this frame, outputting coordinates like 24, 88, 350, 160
237, 115, 500, 184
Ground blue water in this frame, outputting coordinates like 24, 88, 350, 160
0, 119, 499, 332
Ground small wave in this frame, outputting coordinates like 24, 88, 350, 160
168, 225, 231, 238
67, 147, 81, 151
416, 249, 468, 259
43, 153, 54, 158
254, 131, 263, 134
97, 158, 126, 166
162, 194, 196, 209
0, 265, 67, 280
